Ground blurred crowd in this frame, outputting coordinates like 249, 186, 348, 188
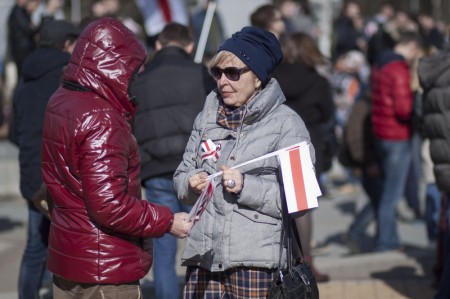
2, 0, 450, 298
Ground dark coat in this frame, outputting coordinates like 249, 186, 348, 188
12, 47, 70, 201
333, 15, 364, 60
41, 18, 172, 284
8, 4, 36, 71
132, 46, 216, 181
274, 63, 335, 174
418, 48, 450, 192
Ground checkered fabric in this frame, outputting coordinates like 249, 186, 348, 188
183, 266, 275, 299
216, 101, 247, 130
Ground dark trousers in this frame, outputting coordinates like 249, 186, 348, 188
18, 202, 50, 299
434, 193, 449, 299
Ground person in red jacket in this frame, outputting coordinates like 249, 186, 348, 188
41, 17, 193, 297
370, 30, 421, 252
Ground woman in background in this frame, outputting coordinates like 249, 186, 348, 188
275, 32, 335, 282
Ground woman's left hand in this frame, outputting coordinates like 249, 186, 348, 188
221, 166, 244, 194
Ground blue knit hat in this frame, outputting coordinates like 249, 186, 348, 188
218, 26, 283, 85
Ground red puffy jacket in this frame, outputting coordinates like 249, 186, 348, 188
371, 52, 413, 140
41, 18, 173, 284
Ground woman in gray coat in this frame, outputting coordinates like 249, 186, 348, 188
174, 26, 314, 298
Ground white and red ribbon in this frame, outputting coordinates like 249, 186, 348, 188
201, 139, 221, 162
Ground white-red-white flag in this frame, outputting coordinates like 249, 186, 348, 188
278, 142, 321, 214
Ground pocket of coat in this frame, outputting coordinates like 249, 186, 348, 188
229, 208, 280, 263
233, 207, 278, 225
100, 285, 142, 299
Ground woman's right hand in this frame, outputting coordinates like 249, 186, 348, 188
188, 172, 209, 194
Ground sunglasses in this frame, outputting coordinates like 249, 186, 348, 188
210, 66, 250, 81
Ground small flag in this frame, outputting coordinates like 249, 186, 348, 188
278, 143, 321, 213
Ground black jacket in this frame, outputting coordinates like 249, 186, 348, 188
274, 63, 336, 174
418, 48, 450, 192
132, 46, 216, 181
12, 47, 70, 200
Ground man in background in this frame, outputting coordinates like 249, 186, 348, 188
132, 22, 215, 298
11, 19, 80, 299
371, 31, 421, 252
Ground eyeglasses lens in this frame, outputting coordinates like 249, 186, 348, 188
210, 67, 246, 81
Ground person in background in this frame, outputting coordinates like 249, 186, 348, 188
417, 13, 445, 55
331, 50, 370, 196
418, 38, 450, 299
132, 22, 215, 299
364, 1, 395, 40
332, 1, 366, 61
331, 50, 369, 140
371, 31, 421, 252
340, 90, 383, 254
135, 0, 189, 50
278, 0, 320, 40
274, 32, 334, 282
11, 19, 80, 299
0, 0, 15, 135
82, 0, 144, 40
250, 4, 286, 39
401, 47, 425, 224
41, 17, 193, 297
7, 0, 40, 80
174, 26, 314, 297
90, 0, 122, 18
31, 0, 65, 28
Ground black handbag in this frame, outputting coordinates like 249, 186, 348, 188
267, 188, 319, 299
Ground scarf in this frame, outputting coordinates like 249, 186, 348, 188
216, 100, 247, 130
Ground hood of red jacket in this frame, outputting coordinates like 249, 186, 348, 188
63, 17, 146, 118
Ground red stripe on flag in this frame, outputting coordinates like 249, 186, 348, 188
158, 0, 172, 22
289, 149, 308, 211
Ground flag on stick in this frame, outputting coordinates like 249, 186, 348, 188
278, 142, 321, 213
200, 142, 320, 219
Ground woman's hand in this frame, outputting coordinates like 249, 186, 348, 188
221, 166, 244, 194
188, 172, 209, 194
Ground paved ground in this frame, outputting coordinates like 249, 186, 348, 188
0, 139, 437, 298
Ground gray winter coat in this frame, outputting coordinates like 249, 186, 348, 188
173, 79, 314, 271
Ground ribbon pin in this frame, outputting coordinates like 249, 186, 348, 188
201, 139, 221, 162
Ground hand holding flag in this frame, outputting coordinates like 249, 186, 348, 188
191, 141, 320, 224
187, 178, 216, 222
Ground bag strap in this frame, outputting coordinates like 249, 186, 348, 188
278, 180, 305, 272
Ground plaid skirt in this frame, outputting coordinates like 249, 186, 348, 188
183, 266, 276, 299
